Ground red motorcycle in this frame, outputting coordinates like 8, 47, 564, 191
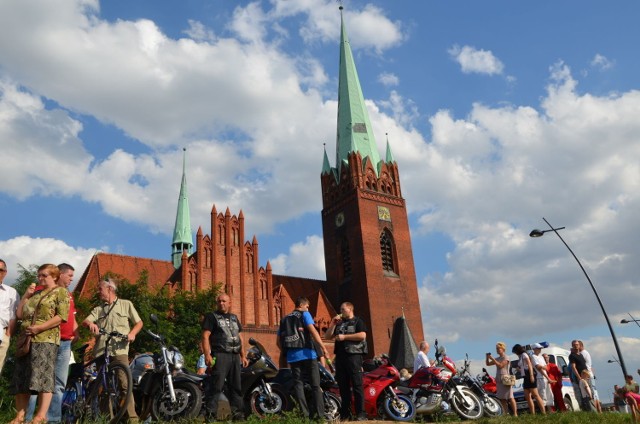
331, 354, 416, 421
479, 368, 497, 394
396, 340, 484, 420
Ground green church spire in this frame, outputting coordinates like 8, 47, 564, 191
385, 133, 395, 163
335, 6, 381, 174
172, 148, 193, 269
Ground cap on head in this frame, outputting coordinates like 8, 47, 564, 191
531, 343, 543, 349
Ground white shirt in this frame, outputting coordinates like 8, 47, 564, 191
414, 350, 431, 371
581, 349, 594, 376
531, 352, 547, 379
0, 283, 20, 329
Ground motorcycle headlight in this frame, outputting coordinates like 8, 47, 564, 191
172, 351, 184, 370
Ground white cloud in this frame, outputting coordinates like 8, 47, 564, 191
378, 72, 399, 87
590, 53, 615, 71
268, 235, 325, 279
270, 0, 404, 53
0, 236, 97, 289
448, 44, 505, 75
183, 20, 216, 43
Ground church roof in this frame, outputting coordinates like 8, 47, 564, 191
74, 252, 179, 298
334, 6, 381, 176
272, 274, 337, 318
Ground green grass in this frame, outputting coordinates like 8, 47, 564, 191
0, 408, 632, 424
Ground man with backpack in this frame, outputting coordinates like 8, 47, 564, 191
278, 297, 328, 420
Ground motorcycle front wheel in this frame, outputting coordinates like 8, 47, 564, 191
324, 391, 341, 421
483, 395, 503, 417
450, 386, 483, 420
249, 385, 288, 417
151, 380, 203, 422
381, 393, 416, 422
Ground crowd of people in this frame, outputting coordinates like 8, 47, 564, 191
3, 258, 639, 423
0, 260, 143, 424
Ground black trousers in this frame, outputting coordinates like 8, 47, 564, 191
290, 359, 324, 419
206, 352, 244, 419
335, 353, 364, 418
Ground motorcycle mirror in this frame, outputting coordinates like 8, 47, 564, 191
249, 337, 256, 346
150, 314, 159, 325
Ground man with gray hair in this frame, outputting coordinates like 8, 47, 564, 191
0, 258, 20, 374
83, 278, 143, 423
413, 341, 432, 372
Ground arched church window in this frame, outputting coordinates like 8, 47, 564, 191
246, 252, 253, 273
260, 279, 267, 299
380, 229, 397, 275
274, 305, 282, 323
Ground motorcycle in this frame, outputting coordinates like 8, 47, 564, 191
479, 367, 497, 394
456, 354, 502, 417
271, 362, 341, 420
396, 340, 484, 420
211, 337, 288, 419
131, 314, 203, 421
330, 353, 416, 421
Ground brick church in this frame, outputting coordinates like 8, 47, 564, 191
74, 8, 424, 358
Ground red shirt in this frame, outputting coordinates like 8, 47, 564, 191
59, 291, 76, 341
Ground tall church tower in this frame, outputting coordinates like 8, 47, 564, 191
321, 7, 424, 356
172, 148, 193, 268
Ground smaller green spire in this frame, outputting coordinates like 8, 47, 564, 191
172, 148, 193, 269
322, 144, 332, 175
385, 133, 395, 163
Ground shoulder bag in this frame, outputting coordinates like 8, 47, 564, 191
15, 288, 54, 358
501, 373, 516, 386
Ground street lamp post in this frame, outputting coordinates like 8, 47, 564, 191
621, 313, 640, 329
530, 217, 628, 379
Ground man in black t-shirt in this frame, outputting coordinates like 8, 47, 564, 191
569, 340, 587, 410
201, 294, 248, 422
326, 302, 368, 420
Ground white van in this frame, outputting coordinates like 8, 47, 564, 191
510, 346, 580, 412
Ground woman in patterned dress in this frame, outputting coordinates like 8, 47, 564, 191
486, 342, 518, 416
10, 264, 69, 424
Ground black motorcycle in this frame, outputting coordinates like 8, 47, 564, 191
456, 354, 503, 417
130, 314, 203, 421
205, 337, 288, 419
271, 362, 341, 420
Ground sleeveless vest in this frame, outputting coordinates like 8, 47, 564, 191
210, 313, 241, 353
336, 317, 368, 355
279, 310, 312, 350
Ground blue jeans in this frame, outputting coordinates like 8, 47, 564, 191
27, 340, 72, 422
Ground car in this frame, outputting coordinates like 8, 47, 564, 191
510, 345, 580, 412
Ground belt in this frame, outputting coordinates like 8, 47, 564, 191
61, 338, 73, 341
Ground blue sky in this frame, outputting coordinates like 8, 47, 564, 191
1, 0, 640, 401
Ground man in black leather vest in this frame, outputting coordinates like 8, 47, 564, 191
326, 301, 368, 420
202, 294, 248, 422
